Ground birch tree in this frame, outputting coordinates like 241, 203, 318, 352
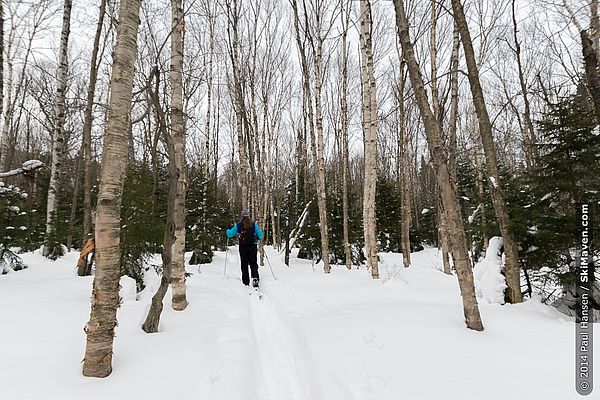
340, 0, 352, 269
443, 20, 461, 274
510, 0, 538, 167
82, 0, 142, 377
82, 0, 107, 251
428, 0, 452, 275
170, 0, 188, 311
43, 0, 72, 259
143, 67, 178, 333
393, 0, 483, 331
451, 0, 523, 304
396, 61, 412, 268
359, 0, 378, 279
225, 0, 249, 209
290, 0, 333, 273
195, 0, 216, 264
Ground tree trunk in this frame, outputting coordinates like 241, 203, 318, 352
440, 23, 460, 275
170, 0, 188, 311
43, 0, 72, 259
196, 0, 214, 264
430, 0, 451, 274
66, 153, 81, 251
313, 35, 331, 274
0, 9, 27, 173
285, 183, 292, 266
591, 0, 600, 53
511, 0, 538, 167
451, 0, 523, 304
448, 20, 460, 193
82, 0, 141, 377
397, 62, 412, 268
394, 41, 410, 267
340, 0, 352, 270
582, 30, 600, 124
227, 0, 248, 208
393, 0, 483, 331
82, 0, 107, 244
438, 196, 452, 274
143, 140, 177, 332
475, 151, 489, 252
359, 0, 378, 279
142, 61, 181, 326
290, 0, 330, 273
439, 20, 460, 275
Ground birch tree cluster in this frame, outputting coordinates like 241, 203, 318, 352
1, 0, 599, 360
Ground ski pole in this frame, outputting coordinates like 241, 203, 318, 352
262, 243, 277, 280
223, 237, 229, 277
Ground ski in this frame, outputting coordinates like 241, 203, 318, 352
249, 287, 263, 300
249, 279, 263, 300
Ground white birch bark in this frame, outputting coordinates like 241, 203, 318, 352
359, 0, 378, 279
227, 0, 248, 208
313, 28, 331, 273
290, 0, 330, 273
170, 0, 188, 311
340, 0, 352, 270
83, 0, 142, 377
43, 0, 72, 258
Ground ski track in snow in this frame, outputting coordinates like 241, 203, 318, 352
1, 247, 591, 400
231, 251, 312, 400
249, 295, 311, 400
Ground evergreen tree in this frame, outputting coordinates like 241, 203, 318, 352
187, 165, 234, 264
119, 164, 166, 290
375, 178, 401, 252
522, 95, 600, 285
0, 182, 28, 272
297, 188, 321, 262
328, 189, 364, 265
296, 173, 365, 266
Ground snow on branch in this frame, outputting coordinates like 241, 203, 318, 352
0, 160, 44, 178
281, 199, 313, 253
468, 204, 483, 224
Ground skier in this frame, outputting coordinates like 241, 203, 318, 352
226, 209, 264, 287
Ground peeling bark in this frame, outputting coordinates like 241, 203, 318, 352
82, 0, 141, 377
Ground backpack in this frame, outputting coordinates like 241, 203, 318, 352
237, 221, 256, 245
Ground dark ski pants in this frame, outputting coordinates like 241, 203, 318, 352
239, 244, 259, 285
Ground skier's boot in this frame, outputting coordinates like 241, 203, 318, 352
252, 278, 259, 288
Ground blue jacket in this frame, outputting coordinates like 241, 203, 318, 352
226, 220, 264, 243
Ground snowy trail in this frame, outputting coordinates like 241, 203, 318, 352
228, 248, 312, 400
1, 246, 595, 400
248, 292, 312, 400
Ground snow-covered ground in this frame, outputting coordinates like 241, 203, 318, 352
0, 246, 596, 400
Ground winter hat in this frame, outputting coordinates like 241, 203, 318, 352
241, 209, 250, 217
